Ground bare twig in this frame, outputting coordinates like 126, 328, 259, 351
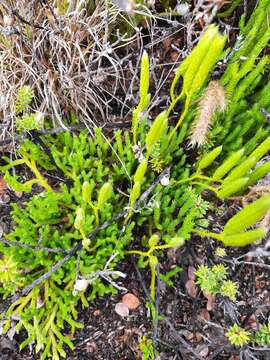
222, 258, 270, 270
0, 122, 131, 148
83, 253, 127, 292
260, 107, 270, 123
163, 317, 206, 360
0, 237, 70, 254
236, 248, 270, 260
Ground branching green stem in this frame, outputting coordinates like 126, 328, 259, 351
193, 228, 222, 240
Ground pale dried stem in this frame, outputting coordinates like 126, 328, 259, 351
0, 0, 136, 129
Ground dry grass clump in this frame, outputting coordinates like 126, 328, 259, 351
0, 0, 135, 129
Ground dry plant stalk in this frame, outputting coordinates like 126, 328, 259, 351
0, 0, 132, 128
242, 185, 270, 204
189, 80, 226, 147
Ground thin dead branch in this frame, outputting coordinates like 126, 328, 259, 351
0, 121, 131, 148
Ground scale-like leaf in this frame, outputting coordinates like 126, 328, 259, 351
197, 146, 223, 172
97, 183, 112, 209
217, 177, 248, 199
134, 159, 148, 183
223, 157, 257, 183
212, 149, 244, 180
249, 136, 270, 162
223, 194, 270, 234
247, 162, 270, 186
221, 228, 267, 247
146, 111, 168, 155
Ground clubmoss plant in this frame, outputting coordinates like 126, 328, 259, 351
226, 321, 270, 348
0, 130, 137, 359
126, 234, 184, 302
211, 0, 270, 152
226, 324, 251, 347
15, 86, 44, 132
169, 25, 226, 140
254, 321, 270, 346
0, 117, 200, 357
1, 4, 270, 356
195, 194, 270, 247
195, 264, 238, 301
139, 336, 158, 360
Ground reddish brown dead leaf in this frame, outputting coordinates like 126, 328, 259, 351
171, 51, 179, 62
185, 279, 198, 298
14, 191, 22, 198
122, 293, 140, 310
66, 333, 75, 340
118, 327, 141, 346
203, 292, 215, 311
188, 266, 196, 281
199, 308, 211, 321
93, 309, 101, 316
255, 274, 266, 289
246, 314, 257, 330
0, 177, 8, 195
162, 37, 173, 51
230, 356, 240, 360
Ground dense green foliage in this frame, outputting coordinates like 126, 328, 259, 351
0, 1, 270, 358
212, 0, 270, 153
0, 116, 209, 358
254, 321, 270, 346
226, 321, 270, 348
226, 324, 251, 347
195, 264, 238, 301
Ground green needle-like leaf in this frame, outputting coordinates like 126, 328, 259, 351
220, 228, 267, 247
146, 111, 168, 155
217, 177, 249, 199
97, 182, 112, 209
197, 146, 223, 172
134, 159, 148, 183
247, 162, 270, 186
224, 194, 270, 235
212, 149, 244, 180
